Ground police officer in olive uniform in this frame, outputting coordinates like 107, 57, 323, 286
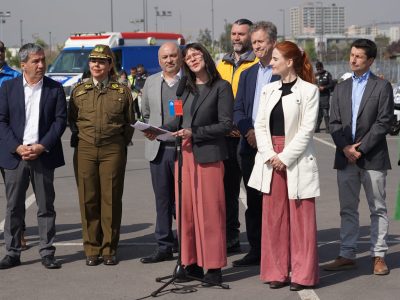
315, 61, 335, 133
69, 45, 135, 266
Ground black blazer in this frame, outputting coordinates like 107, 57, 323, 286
165, 79, 233, 164
233, 63, 280, 154
0, 76, 67, 170
329, 72, 393, 170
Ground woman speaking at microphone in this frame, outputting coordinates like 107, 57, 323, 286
164, 43, 233, 286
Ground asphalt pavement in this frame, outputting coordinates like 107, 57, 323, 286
0, 130, 400, 300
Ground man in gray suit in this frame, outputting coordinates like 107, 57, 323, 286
140, 42, 182, 263
324, 39, 393, 275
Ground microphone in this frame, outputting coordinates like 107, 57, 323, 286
169, 76, 187, 117
176, 75, 187, 98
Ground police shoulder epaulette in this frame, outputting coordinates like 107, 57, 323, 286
75, 89, 87, 97
110, 83, 120, 89
84, 83, 94, 90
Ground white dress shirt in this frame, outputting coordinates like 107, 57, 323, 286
23, 76, 43, 145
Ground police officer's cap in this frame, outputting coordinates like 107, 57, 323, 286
89, 44, 113, 61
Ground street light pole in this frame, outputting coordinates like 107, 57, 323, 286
211, 0, 215, 48
49, 31, 52, 57
316, 1, 324, 61
154, 7, 159, 32
143, 0, 147, 31
0, 11, 11, 42
20, 19, 23, 47
111, 0, 114, 31
279, 9, 285, 39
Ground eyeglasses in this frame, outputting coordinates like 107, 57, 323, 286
0, 47, 6, 53
184, 52, 203, 63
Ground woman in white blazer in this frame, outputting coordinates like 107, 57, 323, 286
248, 41, 320, 291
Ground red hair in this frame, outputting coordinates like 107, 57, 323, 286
274, 41, 315, 83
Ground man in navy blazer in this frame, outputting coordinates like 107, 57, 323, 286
233, 21, 279, 267
0, 43, 67, 269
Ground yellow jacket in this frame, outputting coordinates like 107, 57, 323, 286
217, 51, 258, 97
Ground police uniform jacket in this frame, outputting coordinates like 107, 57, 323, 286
69, 78, 135, 147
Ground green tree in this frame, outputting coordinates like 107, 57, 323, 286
304, 40, 317, 61
218, 22, 232, 53
197, 28, 212, 48
5, 49, 20, 68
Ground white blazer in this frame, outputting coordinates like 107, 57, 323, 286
248, 77, 320, 199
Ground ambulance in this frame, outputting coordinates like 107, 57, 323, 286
46, 32, 185, 99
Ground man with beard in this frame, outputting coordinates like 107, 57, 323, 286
217, 18, 258, 253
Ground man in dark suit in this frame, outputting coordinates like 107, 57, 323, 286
140, 42, 182, 263
233, 21, 279, 267
0, 43, 67, 269
324, 39, 393, 275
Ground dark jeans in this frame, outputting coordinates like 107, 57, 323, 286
224, 137, 242, 246
240, 149, 262, 257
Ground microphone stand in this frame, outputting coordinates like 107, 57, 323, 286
150, 127, 229, 297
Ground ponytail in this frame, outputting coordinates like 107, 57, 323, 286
300, 51, 315, 84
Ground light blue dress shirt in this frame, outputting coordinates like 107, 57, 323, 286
351, 70, 370, 140
252, 62, 273, 124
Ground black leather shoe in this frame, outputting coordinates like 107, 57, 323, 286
202, 269, 222, 287
269, 281, 287, 289
175, 264, 204, 283
86, 255, 102, 266
140, 250, 173, 264
232, 253, 260, 267
0, 255, 21, 269
290, 282, 307, 291
41, 255, 61, 269
103, 255, 117, 265
227, 241, 241, 254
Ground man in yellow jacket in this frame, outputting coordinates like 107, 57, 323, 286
217, 18, 258, 253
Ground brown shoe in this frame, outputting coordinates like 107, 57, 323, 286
373, 257, 389, 275
323, 256, 356, 271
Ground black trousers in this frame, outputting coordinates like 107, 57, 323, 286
224, 137, 242, 245
316, 96, 330, 132
149, 144, 176, 252
240, 148, 262, 257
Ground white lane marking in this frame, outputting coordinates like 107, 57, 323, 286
314, 136, 336, 149
4, 240, 398, 247
0, 194, 36, 233
239, 185, 247, 209
298, 289, 321, 300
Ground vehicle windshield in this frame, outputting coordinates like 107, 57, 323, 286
48, 49, 90, 73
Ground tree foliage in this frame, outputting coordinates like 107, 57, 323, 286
197, 28, 212, 48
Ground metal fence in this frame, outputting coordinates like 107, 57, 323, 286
323, 60, 400, 84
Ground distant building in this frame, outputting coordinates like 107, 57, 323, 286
347, 24, 400, 43
290, 2, 345, 36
